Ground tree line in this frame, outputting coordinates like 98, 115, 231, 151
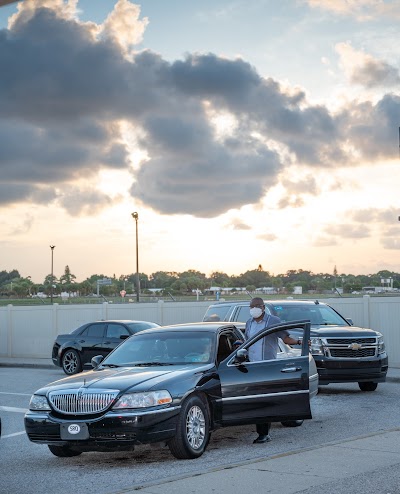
1, 265, 399, 298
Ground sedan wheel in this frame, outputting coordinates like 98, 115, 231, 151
168, 395, 209, 459
358, 382, 378, 392
62, 349, 82, 375
48, 445, 82, 457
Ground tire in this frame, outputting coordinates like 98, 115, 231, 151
61, 349, 82, 375
358, 382, 378, 392
281, 420, 304, 427
168, 395, 209, 459
48, 445, 82, 457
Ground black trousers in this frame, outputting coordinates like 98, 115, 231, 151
256, 422, 271, 435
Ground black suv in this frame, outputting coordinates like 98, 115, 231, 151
203, 299, 388, 391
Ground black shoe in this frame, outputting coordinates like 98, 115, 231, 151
253, 434, 271, 444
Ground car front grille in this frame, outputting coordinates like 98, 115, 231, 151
48, 389, 119, 415
326, 337, 376, 345
323, 337, 378, 359
329, 348, 376, 358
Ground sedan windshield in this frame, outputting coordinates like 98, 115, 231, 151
102, 331, 215, 366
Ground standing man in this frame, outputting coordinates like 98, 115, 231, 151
245, 297, 302, 444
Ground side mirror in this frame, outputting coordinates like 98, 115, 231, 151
234, 348, 248, 365
346, 318, 354, 326
91, 355, 104, 368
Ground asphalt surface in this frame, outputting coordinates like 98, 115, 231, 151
1, 358, 399, 494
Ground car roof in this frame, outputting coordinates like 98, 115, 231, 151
136, 322, 240, 335
207, 299, 327, 307
87, 320, 159, 323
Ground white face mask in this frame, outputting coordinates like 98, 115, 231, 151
250, 307, 263, 319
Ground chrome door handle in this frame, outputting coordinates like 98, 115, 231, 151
281, 367, 301, 373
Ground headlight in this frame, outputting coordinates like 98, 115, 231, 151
29, 395, 51, 411
310, 337, 324, 355
377, 332, 386, 354
112, 390, 172, 410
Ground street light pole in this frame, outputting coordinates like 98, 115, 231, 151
50, 245, 55, 304
131, 212, 140, 302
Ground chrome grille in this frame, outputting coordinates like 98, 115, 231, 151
48, 389, 119, 415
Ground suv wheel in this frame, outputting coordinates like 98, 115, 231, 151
358, 382, 378, 392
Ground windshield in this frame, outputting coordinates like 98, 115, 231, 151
103, 331, 216, 366
270, 304, 349, 326
203, 306, 230, 322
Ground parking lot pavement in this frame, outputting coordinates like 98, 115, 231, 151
125, 429, 400, 494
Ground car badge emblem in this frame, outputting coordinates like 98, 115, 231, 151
349, 343, 362, 350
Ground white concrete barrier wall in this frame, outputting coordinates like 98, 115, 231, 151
0, 296, 399, 367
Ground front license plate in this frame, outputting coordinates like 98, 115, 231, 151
60, 423, 89, 440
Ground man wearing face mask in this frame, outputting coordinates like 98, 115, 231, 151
246, 297, 302, 444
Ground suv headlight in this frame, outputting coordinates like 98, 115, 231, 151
310, 337, 324, 355
113, 390, 172, 410
29, 394, 51, 411
376, 332, 386, 355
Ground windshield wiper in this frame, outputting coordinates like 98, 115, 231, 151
100, 363, 120, 368
134, 362, 175, 367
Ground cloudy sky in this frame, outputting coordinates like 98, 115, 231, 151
1, 0, 400, 283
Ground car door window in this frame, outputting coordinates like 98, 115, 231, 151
81, 323, 106, 337
106, 324, 129, 339
245, 326, 304, 363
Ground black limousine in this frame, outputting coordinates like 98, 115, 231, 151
25, 321, 317, 459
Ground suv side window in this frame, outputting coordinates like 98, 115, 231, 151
234, 304, 272, 322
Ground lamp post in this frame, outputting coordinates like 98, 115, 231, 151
50, 245, 55, 304
131, 212, 140, 302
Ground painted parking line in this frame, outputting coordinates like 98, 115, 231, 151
2, 431, 26, 439
0, 406, 27, 413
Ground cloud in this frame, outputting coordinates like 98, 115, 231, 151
257, 233, 278, 241
324, 223, 371, 239
100, 0, 149, 54
227, 219, 251, 231
336, 42, 400, 88
56, 186, 118, 216
277, 176, 319, 209
306, 0, 400, 20
1, 1, 400, 219
10, 214, 34, 235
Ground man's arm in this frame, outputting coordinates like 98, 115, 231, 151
283, 335, 302, 346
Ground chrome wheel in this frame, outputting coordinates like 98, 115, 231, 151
168, 395, 209, 459
62, 349, 82, 375
186, 405, 206, 450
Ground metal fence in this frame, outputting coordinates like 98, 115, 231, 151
0, 296, 399, 367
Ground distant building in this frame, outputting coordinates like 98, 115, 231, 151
293, 286, 303, 295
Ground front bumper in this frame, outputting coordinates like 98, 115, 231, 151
314, 354, 388, 384
25, 405, 181, 452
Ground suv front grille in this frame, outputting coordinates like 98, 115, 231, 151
329, 348, 376, 358
326, 337, 376, 345
48, 389, 119, 415
323, 337, 377, 359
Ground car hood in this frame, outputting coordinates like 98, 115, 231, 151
36, 364, 214, 395
310, 325, 379, 337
